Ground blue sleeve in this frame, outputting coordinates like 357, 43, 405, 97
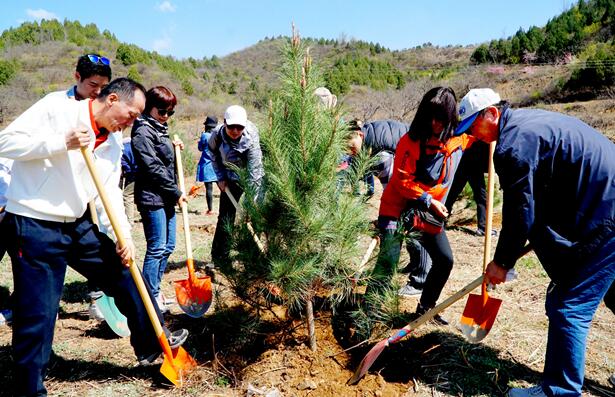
198, 132, 208, 152
208, 129, 226, 181
493, 146, 536, 269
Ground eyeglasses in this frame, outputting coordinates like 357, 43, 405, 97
87, 54, 111, 66
157, 108, 175, 117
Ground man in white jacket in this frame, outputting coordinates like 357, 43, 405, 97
0, 77, 187, 397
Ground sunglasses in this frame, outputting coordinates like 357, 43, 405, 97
87, 54, 111, 66
157, 108, 175, 117
226, 124, 245, 131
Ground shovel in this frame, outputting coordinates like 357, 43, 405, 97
87, 200, 131, 337
224, 189, 279, 296
80, 147, 196, 386
348, 243, 533, 385
459, 141, 500, 343
172, 135, 213, 318
349, 274, 485, 385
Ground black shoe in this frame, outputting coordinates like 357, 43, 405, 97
136, 329, 189, 366
137, 351, 161, 366
415, 303, 449, 326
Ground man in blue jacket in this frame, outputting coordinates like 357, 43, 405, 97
455, 88, 615, 397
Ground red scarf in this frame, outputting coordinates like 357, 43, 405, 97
88, 99, 109, 150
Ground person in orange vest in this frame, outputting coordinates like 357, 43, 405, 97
369, 86, 475, 325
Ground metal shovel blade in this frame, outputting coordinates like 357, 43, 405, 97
96, 294, 131, 337
174, 276, 213, 318
158, 338, 197, 386
460, 292, 502, 343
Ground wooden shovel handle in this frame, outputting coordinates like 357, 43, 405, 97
224, 189, 266, 253
482, 142, 496, 301
173, 135, 195, 275
80, 147, 169, 351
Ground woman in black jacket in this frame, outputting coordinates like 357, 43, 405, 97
131, 86, 186, 312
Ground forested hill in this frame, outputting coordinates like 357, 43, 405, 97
0, 0, 614, 127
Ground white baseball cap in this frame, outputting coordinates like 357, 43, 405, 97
224, 105, 248, 127
454, 88, 501, 136
314, 86, 337, 109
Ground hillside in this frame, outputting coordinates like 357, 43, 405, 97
1, 15, 614, 142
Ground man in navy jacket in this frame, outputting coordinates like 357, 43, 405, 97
455, 88, 615, 397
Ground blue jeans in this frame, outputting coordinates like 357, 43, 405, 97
5, 212, 165, 396
140, 206, 176, 298
542, 234, 615, 396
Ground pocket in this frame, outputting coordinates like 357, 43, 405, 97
411, 209, 445, 235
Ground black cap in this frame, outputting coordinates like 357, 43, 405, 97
204, 115, 218, 129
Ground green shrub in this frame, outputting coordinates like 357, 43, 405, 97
0, 59, 18, 86
116, 43, 150, 66
567, 41, 615, 88
126, 65, 142, 83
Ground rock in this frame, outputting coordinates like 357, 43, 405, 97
247, 383, 282, 397
297, 378, 317, 390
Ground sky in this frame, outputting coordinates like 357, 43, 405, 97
0, 0, 572, 59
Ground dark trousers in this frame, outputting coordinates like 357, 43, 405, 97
211, 181, 243, 264
445, 143, 488, 231
370, 218, 450, 305
417, 230, 454, 308
406, 239, 432, 289
205, 182, 214, 212
605, 281, 615, 313
4, 212, 164, 397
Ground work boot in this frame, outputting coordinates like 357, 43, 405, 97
416, 303, 449, 326
507, 385, 547, 397
137, 329, 189, 365
398, 284, 423, 297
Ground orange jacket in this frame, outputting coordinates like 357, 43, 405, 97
379, 133, 475, 218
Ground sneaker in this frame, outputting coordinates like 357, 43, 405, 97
137, 329, 189, 366
88, 290, 104, 300
168, 328, 189, 349
0, 309, 13, 326
475, 228, 499, 237
398, 284, 423, 297
416, 303, 449, 326
155, 295, 170, 314
88, 302, 105, 322
507, 385, 547, 397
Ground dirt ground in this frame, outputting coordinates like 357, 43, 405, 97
0, 175, 613, 397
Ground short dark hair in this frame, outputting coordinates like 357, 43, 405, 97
76, 54, 112, 81
409, 86, 458, 143
97, 77, 146, 103
144, 86, 177, 115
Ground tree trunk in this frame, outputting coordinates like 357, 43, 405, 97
306, 299, 316, 351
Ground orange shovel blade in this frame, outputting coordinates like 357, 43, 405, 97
174, 276, 213, 318
460, 292, 502, 343
160, 346, 197, 386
